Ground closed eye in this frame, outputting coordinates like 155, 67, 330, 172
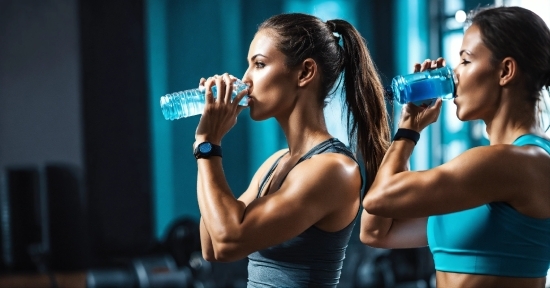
461, 59, 470, 65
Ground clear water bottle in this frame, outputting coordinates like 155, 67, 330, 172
387, 66, 457, 106
160, 79, 249, 120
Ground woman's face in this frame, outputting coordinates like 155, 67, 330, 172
242, 29, 300, 121
453, 24, 501, 121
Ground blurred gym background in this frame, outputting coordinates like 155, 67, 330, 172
0, 0, 549, 287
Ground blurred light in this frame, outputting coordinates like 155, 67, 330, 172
445, 17, 462, 30
444, 0, 464, 16
455, 10, 466, 23
442, 32, 463, 76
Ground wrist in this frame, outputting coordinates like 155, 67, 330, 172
193, 141, 222, 159
392, 128, 420, 145
194, 137, 221, 149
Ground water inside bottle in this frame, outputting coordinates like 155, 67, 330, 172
405, 77, 454, 106
391, 66, 456, 106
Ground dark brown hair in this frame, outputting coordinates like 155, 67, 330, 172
259, 13, 390, 185
467, 6, 550, 99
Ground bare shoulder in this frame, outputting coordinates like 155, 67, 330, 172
445, 143, 548, 171
298, 152, 359, 180
441, 143, 550, 206
283, 152, 361, 200
280, 152, 361, 230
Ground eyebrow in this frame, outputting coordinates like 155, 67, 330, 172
251, 53, 267, 61
459, 50, 472, 56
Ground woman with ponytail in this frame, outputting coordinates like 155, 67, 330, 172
193, 13, 390, 286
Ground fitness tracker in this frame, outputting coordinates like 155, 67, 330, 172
392, 128, 420, 145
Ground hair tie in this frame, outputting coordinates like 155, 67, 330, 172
326, 20, 336, 32
326, 20, 341, 42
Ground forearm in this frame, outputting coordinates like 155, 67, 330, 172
199, 218, 216, 261
359, 209, 393, 247
360, 210, 428, 248
364, 140, 415, 216
376, 140, 415, 179
197, 158, 246, 243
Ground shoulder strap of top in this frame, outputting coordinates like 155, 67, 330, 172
513, 134, 550, 154
257, 152, 288, 198
256, 138, 362, 199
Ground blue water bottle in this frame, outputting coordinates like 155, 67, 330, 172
160, 79, 249, 120
387, 66, 457, 106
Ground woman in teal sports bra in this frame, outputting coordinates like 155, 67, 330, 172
193, 13, 391, 286
360, 6, 550, 288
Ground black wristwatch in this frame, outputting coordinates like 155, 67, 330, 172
193, 142, 222, 159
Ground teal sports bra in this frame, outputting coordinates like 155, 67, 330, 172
427, 134, 550, 278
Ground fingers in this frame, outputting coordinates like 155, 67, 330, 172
414, 58, 447, 72
429, 98, 443, 114
435, 57, 446, 68
203, 76, 216, 104
202, 73, 246, 106
221, 73, 233, 104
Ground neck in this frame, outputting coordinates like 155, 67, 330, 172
276, 103, 332, 157
485, 92, 541, 144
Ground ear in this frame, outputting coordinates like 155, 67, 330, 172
297, 58, 317, 87
499, 57, 517, 86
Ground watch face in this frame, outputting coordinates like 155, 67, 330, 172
199, 142, 212, 154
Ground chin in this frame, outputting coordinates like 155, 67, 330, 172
248, 109, 267, 122
456, 109, 477, 122
455, 106, 468, 121
455, 110, 468, 121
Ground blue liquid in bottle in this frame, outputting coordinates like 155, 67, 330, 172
160, 79, 249, 120
390, 66, 456, 106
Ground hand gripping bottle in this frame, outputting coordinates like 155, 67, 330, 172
160, 79, 249, 120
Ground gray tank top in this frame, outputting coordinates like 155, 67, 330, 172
247, 138, 362, 287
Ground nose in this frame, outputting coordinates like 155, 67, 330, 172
452, 66, 459, 83
242, 69, 252, 88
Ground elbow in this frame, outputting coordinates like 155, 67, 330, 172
202, 242, 237, 262
209, 232, 246, 262
363, 191, 389, 217
202, 249, 217, 262
359, 227, 389, 248
209, 242, 244, 262
359, 229, 374, 246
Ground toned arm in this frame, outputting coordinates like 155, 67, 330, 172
198, 149, 286, 261
198, 151, 361, 262
365, 143, 533, 218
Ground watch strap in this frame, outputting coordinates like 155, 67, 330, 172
392, 128, 420, 145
